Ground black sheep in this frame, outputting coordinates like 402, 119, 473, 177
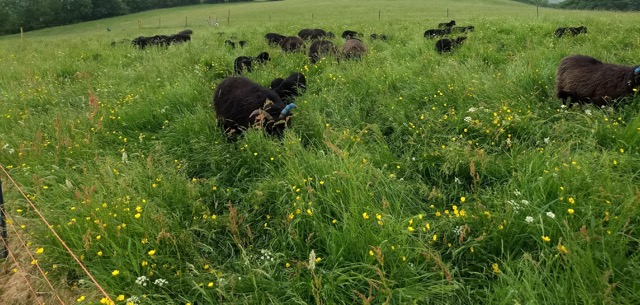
555, 26, 587, 38
342, 30, 362, 40
176, 29, 193, 36
299, 28, 333, 40
233, 56, 253, 75
342, 38, 367, 59
424, 28, 451, 39
370, 33, 388, 41
255, 52, 271, 64
225, 40, 237, 49
452, 26, 475, 33
233, 52, 271, 75
437, 20, 456, 29
279, 36, 306, 52
555, 55, 640, 106
270, 72, 307, 102
169, 34, 191, 44
435, 36, 466, 53
265, 33, 286, 46
308, 40, 338, 64
213, 73, 305, 137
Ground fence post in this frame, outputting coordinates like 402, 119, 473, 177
138, 20, 141, 32
185, 16, 188, 27
537, 5, 539, 18
312, 13, 314, 21
227, 9, 230, 26
447, 8, 449, 18
0, 176, 6, 259
379, 10, 381, 20
159, 18, 161, 28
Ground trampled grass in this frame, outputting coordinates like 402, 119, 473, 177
1, 0, 640, 304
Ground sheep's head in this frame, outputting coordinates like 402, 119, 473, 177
249, 99, 295, 136
633, 66, 640, 89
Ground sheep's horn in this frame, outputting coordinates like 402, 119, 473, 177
278, 103, 296, 120
250, 109, 274, 121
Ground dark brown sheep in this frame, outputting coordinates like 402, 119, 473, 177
265, 33, 286, 46
213, 73, 305, 138
555, 55, 640, 106
279, 36, 306, 53
308, 40, 338, 64
341, 39, 367, 59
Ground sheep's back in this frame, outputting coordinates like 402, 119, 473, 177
214, 77, 284, 128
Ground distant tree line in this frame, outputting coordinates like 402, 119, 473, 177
0, 0, 272, 35
513, 0, 640, 11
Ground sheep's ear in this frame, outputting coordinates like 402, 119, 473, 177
635, 67, 640, 75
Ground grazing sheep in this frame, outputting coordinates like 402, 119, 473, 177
233, 52, 271, 75
299, 28, 333, 40
225, 40, 237, 49
176, 29, 193, 36
255, 52, 271, 64
239, 40, 247, 48
213, 73, 305, 137
342, 38, 367, 59
131, 35, 169, 49
279, 36, 306, 52
308, 40, 338, 64
555, 55, 640, 106
555, 26, 587, 38
270, 72, 307, 102
169, 34, 191, 44
370, 33, 388, 41
435, 36, 466, 53
452, 26, 475, 33
342, 30, 362, 40
233, 56, 253, 75
424, 28, 451, 39
438, 20, 456, 29
265, 33, 286, 46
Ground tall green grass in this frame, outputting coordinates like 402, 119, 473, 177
1, 0, 640, 304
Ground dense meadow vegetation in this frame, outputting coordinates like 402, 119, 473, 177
1, 0, 640, 304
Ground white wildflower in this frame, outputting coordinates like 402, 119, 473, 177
308, 250, 316, 271
153, 278, 168, 287
525, 216, 534, 223
135, 276, 148, 286
464, 116, 472, 123
546, 211, 556, 219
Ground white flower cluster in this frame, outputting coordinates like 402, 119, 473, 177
135, 276, 148, 286
126, 296, 140, 305
154, 278, 169, 287
259, 249, 275, 262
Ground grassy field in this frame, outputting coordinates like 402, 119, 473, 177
1, 0, 640, 304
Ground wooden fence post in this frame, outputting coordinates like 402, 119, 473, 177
0, 177, 6, 259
